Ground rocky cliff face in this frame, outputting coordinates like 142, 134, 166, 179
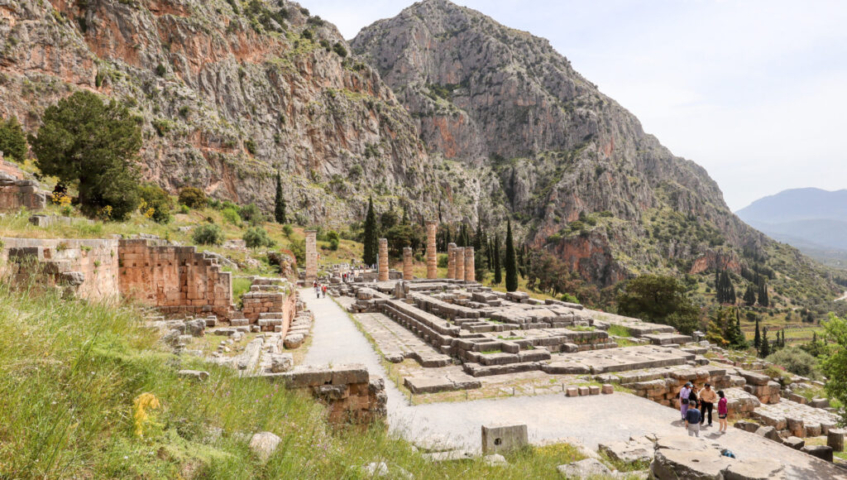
353, 0, 833, 293
0, 0, 481, 226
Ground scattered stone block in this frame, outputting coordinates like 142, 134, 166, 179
270, 353, 294, 373
284, 333, 305, 349
602, 384, 614, 394
588, 386, 600, 395
723, 458, 785, 480
557, 458, 612, 479
827, 428, 846, 452
249, 431, 281, 461
483, 454, 508, 467
783, 437, 805, 450
481, 424, 528, 455
566, 387, 579, 397
177, 370, 209, 381
755, 425, 781, 442
578, 386, 589, 396
801, 445, 833, 463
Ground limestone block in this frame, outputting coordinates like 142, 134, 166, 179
566, 387, 579, 397
557, 459, 612, 479
481, 424, 527, 455
723, 458, 785, 480
755, 426, 781, 442
602, 384, 614, 394
801, 445, 833, 462
828, 428, 846, 452
249, 431, 281, 461
783, 436, 805, 450
271, 353, 294, 373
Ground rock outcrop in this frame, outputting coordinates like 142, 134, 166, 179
352, 0, 839, 293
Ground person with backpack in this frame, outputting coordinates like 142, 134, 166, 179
679, 382, 692, 421
685, 400, 702, 437
717, 390, 729, 433
321, 284, 327, 298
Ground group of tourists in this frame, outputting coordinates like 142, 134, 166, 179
313, 281, 327, 298
680, 382, 729, 437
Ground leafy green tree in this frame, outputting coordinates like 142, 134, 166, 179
821, 315, 847, 422
493, 232, 502, 285
239, 203, 264, 226
505, 220, 518, 292
363, 197, 379, 266
0, 115, 27, 162
29, 91, 142, 220
616, 275, 701, 335
274, 172, 286, 224
767, 347, 820, 379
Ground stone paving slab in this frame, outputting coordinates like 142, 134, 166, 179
404, 372, 482, 394
356, 312, 453, 367
545, 345, 695, 374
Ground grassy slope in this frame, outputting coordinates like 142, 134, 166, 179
0, 284, 596, 478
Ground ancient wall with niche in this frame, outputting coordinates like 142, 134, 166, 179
1, 237, 120, 301
118, 239, 233, 319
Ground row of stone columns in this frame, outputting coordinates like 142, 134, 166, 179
446, 243, 474, 282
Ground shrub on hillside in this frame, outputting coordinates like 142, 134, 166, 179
138, 184, 173, 224
243, 227, 274, 249
29, 91, 142, 221
766, 347, 820, 379
328, 238, 339, 251
192, 224, 224, 246
222, 208, 241, 226
178, 187, 207, 209
239, 203, 264, 225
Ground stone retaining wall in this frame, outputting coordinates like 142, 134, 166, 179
118, 239, 232, 319
0, 157, 46, 212
1, 237, 120, 301
263, 364, 387, 425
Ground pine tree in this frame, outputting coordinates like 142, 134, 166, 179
725, 272, 736, 304
730, 308, 747, 349
274, 172, 286, 224
362, 197, 379, 266
754, 317, 761, 350
505, 220, 518, 292
760, 328, 771, 358
493, 232, 502, 285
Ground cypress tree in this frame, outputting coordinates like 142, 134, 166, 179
743, 284, 756, 306
493, 232, 502, 285
363, 197, 379, 266
758, 277, 769, 307
760, 328, 770, 358
754, 317, 761, 350
274, 172, 286, 224
505, 220, 518, 292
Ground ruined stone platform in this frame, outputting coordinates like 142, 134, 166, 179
544, 345, 695, 375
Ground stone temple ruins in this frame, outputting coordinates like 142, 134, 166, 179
2, 204, 845, 477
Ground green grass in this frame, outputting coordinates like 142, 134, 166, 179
607, 325, 632, 337
232, 277, 253, 308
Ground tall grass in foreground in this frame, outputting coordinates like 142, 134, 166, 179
0, 285, 599, 479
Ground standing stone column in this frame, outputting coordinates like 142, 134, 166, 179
378, 238, 389, 282
305, 230, 317, 283
403, 247, 414, 281
465, 247, 475, 283
447, 243, 457, 279
455, 247, 465, 282
426, 221, 438, 280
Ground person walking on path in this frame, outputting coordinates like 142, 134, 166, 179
321, 284, 327, 298
680, 382, 692, 421
717, 390, 728, 433
699, 383, 717, 427
686, 400, 702, 437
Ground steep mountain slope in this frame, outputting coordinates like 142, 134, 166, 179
0, 0, 486, 225
352, 0, 838, 299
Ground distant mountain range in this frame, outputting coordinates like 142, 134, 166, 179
736, 188, 847, 268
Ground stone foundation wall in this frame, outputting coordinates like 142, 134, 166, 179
118, 239, 232, 319
0, 176, 46, 212
266, 364, 387, 425
1, 237, 120, 301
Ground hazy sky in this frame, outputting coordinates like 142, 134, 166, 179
298, 0, 847, 211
